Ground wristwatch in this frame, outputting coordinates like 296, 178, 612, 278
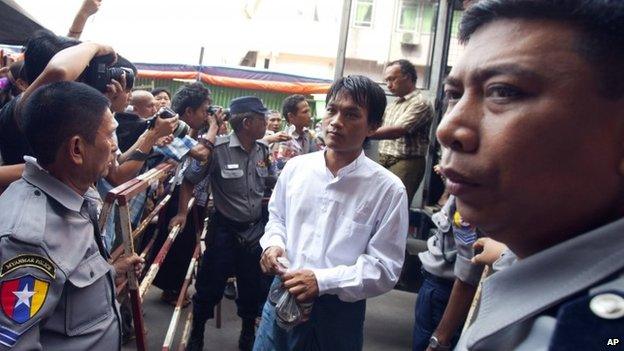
429, 336, 451, 350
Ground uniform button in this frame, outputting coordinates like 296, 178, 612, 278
590, 293, 624, 319
90, 271, 95, 278
34, 190, 41, 196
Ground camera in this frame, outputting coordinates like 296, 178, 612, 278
208, 105, 231, 121
146, 107, 190, 138
82, 54, 135, 92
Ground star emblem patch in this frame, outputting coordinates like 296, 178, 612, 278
0, 275, 49, 324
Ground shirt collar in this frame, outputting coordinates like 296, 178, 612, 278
466, 216, 624, 347
229, 132, 261, 152
322, 150, 366, 178
291, 127, 309, 140
229, 132, 242, 148
399, 90, 418, 102
21, 156, 87, 212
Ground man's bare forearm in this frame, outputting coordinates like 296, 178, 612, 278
106, 129, 160, 185
369, 125, 408, 140
432, 279, 477, 344
20, 42, 111, 108
177, 180, 194, 216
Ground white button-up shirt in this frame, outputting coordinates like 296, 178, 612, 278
261, 150, 408, 302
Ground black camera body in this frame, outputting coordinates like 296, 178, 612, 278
82, 54, 135, 92
208, 105, 231, 121
146, 107, 189, 138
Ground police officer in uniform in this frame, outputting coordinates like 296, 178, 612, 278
436, 1, 624, 349
414, 196, 482, 351
170, 96, 274, 351
0, 82, 142, 350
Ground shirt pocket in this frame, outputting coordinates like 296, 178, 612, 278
65, 252, 112, 336
221, 168, 244, 179
333, 219, 373, 263
254, 166, 269, 195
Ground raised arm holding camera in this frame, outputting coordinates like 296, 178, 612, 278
0, 30, 117, 190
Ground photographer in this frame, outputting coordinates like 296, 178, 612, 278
0, 29, 176, 190
151, 82, 222, 306
0, 30, 111, 189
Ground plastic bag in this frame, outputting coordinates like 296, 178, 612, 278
269, 257, 313, 330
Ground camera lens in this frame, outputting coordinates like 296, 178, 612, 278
173, 121, 189, 138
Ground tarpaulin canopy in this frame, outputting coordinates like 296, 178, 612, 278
136, 63, 332, 95
0, 0, 45, 45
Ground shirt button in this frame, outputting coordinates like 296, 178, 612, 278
590, 293, 624, 319
90, 271, 95, 278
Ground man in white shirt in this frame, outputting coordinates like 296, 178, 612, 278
254, 75, 409, 350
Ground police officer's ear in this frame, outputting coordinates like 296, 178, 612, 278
66, 135, 88, 166
242, 117, 253, 130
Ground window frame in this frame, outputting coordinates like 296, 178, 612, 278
395, 0, 436, 35
352, 0, 375, 28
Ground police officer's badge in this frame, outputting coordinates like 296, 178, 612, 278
0, 274, 49, 324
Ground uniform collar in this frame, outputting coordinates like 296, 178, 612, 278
466, 216, 624, 348
229, 132, 265, 151
21, 156, 88, 213
229, 132, 242, 148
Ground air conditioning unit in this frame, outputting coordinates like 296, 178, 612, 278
400, 32, 420, 47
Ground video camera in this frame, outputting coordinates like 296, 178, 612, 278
146, 107, 190, 138
82, 54, 135, 93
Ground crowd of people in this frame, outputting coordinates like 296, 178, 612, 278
0, 0, 623, 350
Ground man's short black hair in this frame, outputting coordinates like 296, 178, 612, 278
151, 87, 171, 98
459, 0, 624, 99
8, 61, 25, 96
23, 30, 80, 84
22, 81, 110, 166
281, 94, 306, 123
326, 75, 386, 128
171, 82, 211, 116
387, 59, 417, 84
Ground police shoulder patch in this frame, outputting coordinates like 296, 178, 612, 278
1, 254, 55, 279
0, 274, 50, 324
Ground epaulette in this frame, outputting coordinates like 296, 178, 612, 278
431, 196, 456, 233
0, 181, 47, 246
214, 135, 230, 147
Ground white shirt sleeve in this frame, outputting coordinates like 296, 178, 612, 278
311, 187, 409, 302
